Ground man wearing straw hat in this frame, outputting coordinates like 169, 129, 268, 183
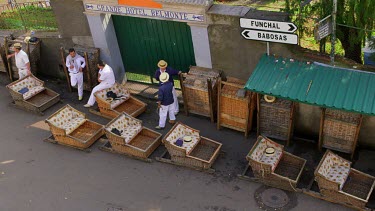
6, 43, 31, 79
155, 72, 176, 130
154, 60, 181, 115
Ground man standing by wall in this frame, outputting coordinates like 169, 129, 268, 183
6, 43, 31, 79
84, 60, 115, 107
66, 48, 86, 100
154, 60, 180, 115
156, 72, 176, 130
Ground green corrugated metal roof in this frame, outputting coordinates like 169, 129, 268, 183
245, 54, 375, 116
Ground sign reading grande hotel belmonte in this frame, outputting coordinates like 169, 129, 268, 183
85, 3, 204, 22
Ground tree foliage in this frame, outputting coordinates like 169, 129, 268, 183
284, 0, 375, 64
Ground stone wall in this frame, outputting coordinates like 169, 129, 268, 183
50, 0, 91, 38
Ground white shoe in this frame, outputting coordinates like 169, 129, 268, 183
84, 104, 92, 108
174, 112, 179, 116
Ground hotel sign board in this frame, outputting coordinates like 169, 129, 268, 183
85, 3, 205, 22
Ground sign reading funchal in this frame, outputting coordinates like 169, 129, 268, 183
240, 18, 298, 44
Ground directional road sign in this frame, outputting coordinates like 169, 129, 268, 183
240, 18, 297, 33
241, 29, 298, 45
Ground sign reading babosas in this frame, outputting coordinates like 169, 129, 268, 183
85, 3, 204, 22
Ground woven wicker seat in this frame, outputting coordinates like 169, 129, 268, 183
314, 150, 375, 209
162, 122, 222, 170
6, 75, 60, 115
246, 136, 306, 191
45, 104, 104, 150
7, 75, 45, 100
104, 113, 162, 159
94, 83, 147, 118
165, 123, 200, 154
316, 151, 351, 190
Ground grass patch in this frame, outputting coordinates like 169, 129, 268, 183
126, 72, 181, 89
0, 6, 57, 30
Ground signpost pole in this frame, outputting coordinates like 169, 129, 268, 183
267, 42, 270, 56
330, 0, 337, 64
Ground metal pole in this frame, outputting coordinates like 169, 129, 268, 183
267, 42, 270, 56
330, 0, 337, 64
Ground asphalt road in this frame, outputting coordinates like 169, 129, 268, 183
0, 75, 351, 211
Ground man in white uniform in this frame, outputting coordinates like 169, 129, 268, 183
7, 43, 31, 79
84, 60, 115, 107
66, 48, 86, 100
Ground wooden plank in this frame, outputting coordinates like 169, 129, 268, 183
318, 108, 326, 151
217, 78, 221, 130
286, 102, 295, 146
220, 123, 246, 132
59, 47, 72, 92
256, 93, 260, 137
351, 115, 363, 159
221, 113, 246, 124
43, 135, 91, 153
98, 139, 153, 163
84, 52, 92, 90
89, 108, 112, 120
4, 37, 13, 81
155, 150, 215, 174
221, 81, 245, 89
207, 78, 214, 123
179, 73, 189, 116
244, 91, 250, 137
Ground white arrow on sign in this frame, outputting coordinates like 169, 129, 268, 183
241, 29, 298, 45
240, 18, 297, 33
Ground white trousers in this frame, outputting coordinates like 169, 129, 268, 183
70, 72, 83, 97
172, 86, 179, 114
18, 69, 28, 79
87, 82, 113, 106
159, 104, 176, 128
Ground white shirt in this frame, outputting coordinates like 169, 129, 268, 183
15, 50, 29, 69
66, 54, 86, 73
99, 64, 115, 85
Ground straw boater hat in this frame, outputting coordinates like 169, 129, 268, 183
265, 147, 275, 156
159, 72, 169, 83
13, 43, 22, 49
264, 95, 276, 103
158, 60, 168, 68
183, 136, 192, 142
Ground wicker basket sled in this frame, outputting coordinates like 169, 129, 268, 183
180, 66, 221, 122
246, 135, 306, 192
158, 122, 222, 172
45, 104, 104, 151
257, 94, 295, 146
6, 75, 60, 115
102, 113, 162, 162
217, 77, 256, 137
319, 108, 362, 159
314, 150, 375, 210
92, 83, 147, 119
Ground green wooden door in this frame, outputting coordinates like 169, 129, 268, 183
113, 15, 196, 83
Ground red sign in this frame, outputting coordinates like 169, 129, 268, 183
118, 0, 162, 8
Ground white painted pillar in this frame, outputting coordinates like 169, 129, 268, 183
85, 13, 125, 82
188, 23, 212, 68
